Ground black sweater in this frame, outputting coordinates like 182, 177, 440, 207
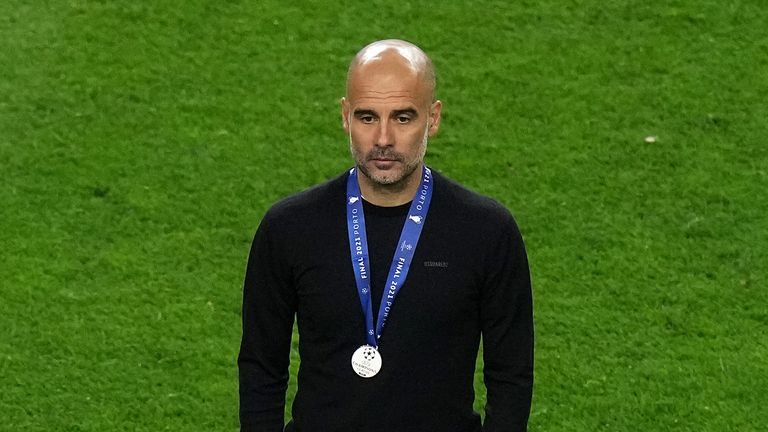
239, 170, 533, 432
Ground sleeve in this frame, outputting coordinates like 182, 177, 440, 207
480, 213, 534, 432
238, 212, 297, 432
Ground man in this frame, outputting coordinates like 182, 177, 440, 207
239, 39, 533, 432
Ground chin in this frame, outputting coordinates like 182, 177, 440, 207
358, 164, 399, 185
358, 158, 422, 187
369, 171, 403, 186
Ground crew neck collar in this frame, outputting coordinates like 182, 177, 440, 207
362, 197, 411, 217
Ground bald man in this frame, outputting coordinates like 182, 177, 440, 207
238, 40, 533, 432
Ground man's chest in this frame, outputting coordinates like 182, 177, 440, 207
287, 218, 484, 342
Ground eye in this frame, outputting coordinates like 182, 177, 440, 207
359, 115, 375, 124
396, 115, 412, 124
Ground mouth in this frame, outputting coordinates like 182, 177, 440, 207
370, 158, 400, 169
367, 152, 402, 162
364, 149, 404, 170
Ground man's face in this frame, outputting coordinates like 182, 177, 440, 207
342, 58, 441, 188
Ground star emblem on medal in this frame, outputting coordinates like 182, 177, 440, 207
408, 215, 422, 224
348, 196, 359, 204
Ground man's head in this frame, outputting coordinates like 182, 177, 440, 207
342, 39, 442, 190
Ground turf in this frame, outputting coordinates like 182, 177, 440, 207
1, 1, 766, 431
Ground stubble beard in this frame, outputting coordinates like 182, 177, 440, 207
351, 130, 428, 191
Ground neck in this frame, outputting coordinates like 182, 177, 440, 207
358, 164, 423, 207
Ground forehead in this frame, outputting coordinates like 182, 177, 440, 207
347, 63, 429, 108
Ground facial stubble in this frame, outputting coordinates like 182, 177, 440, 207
349, 122, 430, 191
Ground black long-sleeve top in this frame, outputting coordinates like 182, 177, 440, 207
239, 170, 533, 432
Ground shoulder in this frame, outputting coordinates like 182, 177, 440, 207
432, 169, 519, 231
260, 171, 348, 229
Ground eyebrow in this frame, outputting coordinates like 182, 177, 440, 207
353, 109, 377, 117
352, 108, 419, 118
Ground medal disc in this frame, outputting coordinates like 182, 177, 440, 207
351, 345, 382, 378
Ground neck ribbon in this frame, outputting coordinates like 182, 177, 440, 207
345, 165, 433, 348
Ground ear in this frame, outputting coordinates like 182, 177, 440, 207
427, 100, 442, 137
341, 97, 350, 134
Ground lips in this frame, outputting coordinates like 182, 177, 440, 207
367, 152, 402, 162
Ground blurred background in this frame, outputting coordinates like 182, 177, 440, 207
1, 1, 766, 430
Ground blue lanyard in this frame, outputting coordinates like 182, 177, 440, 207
346, 165, 434, 348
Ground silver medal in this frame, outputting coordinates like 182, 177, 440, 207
350, 345, 382, 378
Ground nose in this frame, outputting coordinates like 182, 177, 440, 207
375, 119, 393, 147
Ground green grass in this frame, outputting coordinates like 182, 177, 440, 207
2, 1, 767, 431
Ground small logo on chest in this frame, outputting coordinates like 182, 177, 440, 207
423, 261, 449, 268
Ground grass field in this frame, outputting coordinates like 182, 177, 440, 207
2, 1, 767, 431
